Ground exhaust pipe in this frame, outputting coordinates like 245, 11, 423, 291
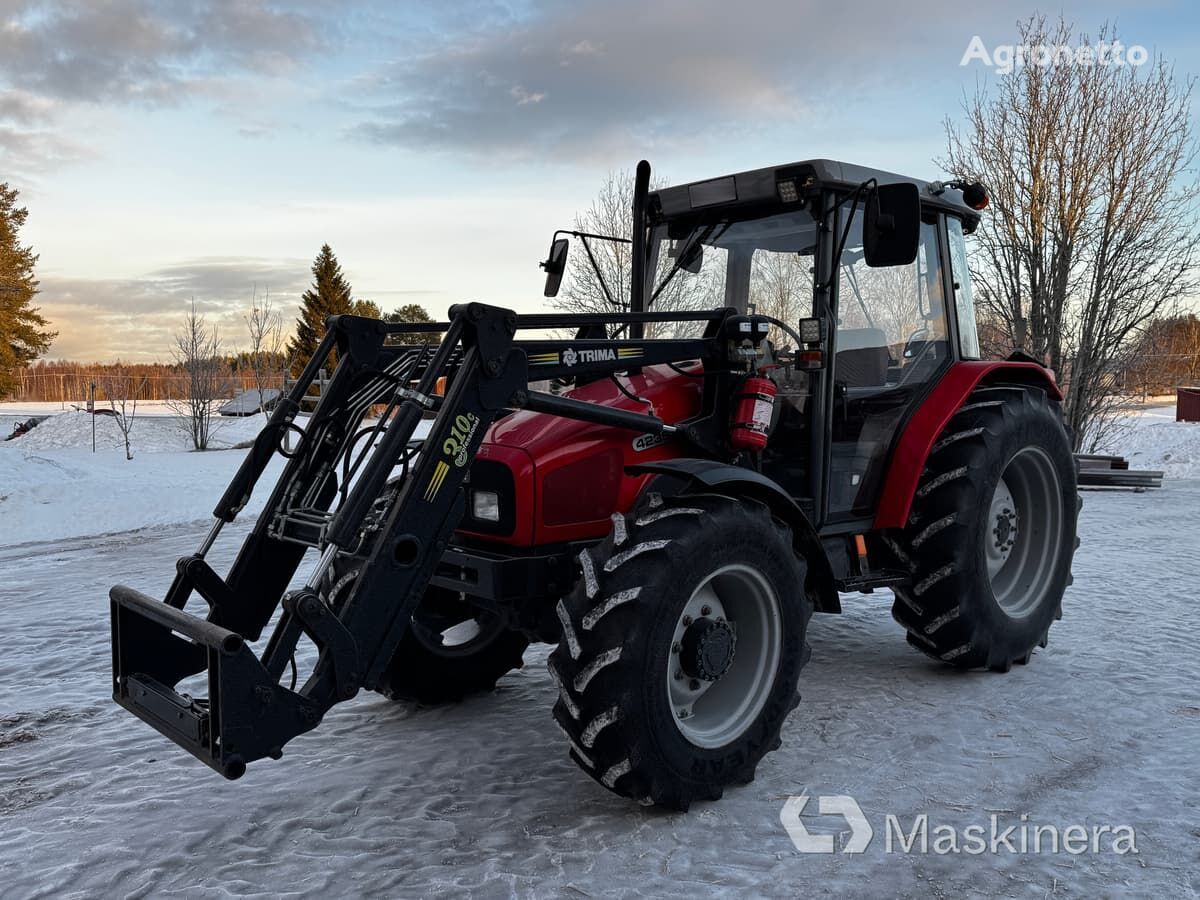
630, 159, 651, 340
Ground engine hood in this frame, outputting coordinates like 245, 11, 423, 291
486, 363, 702, 458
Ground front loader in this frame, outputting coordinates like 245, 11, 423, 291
110, 158, 1078, 808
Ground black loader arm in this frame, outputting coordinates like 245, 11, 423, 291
109, 303, 736, 779
110, 304, 526, 778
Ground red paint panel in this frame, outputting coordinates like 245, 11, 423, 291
872, 361, 1061, 530
456, 364, 702, 546
463, 442, 537, 544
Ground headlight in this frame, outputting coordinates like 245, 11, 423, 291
472, 490, 501, 522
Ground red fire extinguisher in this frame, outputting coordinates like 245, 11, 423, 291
729, 373, 776, 451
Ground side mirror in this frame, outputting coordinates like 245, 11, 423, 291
669, 239, 704, 274
540, 237, 569, 297
863, 182, 920, 268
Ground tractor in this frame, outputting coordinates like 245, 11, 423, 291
109, 158, 1078, 810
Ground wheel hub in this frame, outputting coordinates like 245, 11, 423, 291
679, 617, 737, 682
667, 564, 783, 749
986, 477, 1019, 575
983, 447, 1066, 619
993, 507, 1018, 554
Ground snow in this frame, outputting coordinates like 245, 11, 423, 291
0, 411, 286, 546
1093, 401, 1200, 480
1, 399, 1198, 895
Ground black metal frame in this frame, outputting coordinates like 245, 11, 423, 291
110, 302, 755, 779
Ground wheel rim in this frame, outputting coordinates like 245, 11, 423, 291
985, 447, 1065, 618
329, 570, 505, 658
409, 593, 508, 658
667, 563, 783, 749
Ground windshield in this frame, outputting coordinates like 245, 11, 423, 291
645, 208, 819, 338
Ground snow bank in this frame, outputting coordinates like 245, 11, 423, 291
0, 411, 426, 547
5, 409, 265, 452
0, 446, 289, 545
1096, 401, 1200, 479
0, 410, 288, 545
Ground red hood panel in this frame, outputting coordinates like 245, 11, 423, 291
459, 364, 703, 546
487, 363, 702, 456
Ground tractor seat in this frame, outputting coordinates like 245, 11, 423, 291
835, 327, 889, 388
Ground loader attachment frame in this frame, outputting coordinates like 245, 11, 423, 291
110, 302, 746, 778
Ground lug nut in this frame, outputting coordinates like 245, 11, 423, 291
674, 670, 684, 680
689, 679, 701, 691
682, 615, 693, 626
671, 642, 681, 654
700, 605, 712, 616
678, 708, 689, 719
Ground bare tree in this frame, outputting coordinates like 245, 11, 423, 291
552, 170, 720, 337
750, 251, 812, 346
1126, 314, 1200, 397
942, 15, 1200, 449
98, 366, 146, 460
244, 286, 285, 415
169, 301, 228, 451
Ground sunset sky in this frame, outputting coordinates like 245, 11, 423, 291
3, 0, 1197, 361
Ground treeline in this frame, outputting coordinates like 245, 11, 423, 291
11, 356, 288, 403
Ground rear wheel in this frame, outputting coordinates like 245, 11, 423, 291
548, 493, 811, 810
322, 563, 529, 704
888, 385, 1079, 670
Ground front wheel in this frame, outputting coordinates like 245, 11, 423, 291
548, 493, 812, 810
322, 564, 529, 704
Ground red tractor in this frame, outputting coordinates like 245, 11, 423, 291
110, 159, 1078, 810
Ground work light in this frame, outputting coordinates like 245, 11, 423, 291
472, 490, 501, 522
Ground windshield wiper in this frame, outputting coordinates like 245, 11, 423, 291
650, 221, 733, 304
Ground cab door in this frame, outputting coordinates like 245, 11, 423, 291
825, 209, 954, 520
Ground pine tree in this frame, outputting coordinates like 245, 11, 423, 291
352, 299, 382, 319
287, 244, 354, 374
385, 303, 442, 345
0, 183, 55, 397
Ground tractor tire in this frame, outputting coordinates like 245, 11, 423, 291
548, 493, 811, 810
888, 385, 1078, 670
322, 562, 529, 705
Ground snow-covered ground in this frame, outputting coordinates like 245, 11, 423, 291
1092, 400, 1200, 479
1, 400, 1198, 896
0, 410, 285, 545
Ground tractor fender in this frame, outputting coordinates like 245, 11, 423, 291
873, 360, 1063, 531
628, 459, 840, 613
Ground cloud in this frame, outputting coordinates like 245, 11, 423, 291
35, 256, 312, 362
0, 1, 326, 176
0, 1, 322, 105
348, 0, 978, 160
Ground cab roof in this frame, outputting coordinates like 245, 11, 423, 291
651, 158, 981, 230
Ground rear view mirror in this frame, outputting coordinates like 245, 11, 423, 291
669, 240, 704, 274
540, 237, 570, 297
863, 183, 920, 268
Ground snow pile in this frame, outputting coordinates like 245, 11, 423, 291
0, 409, 425, 547
0, 447, 289, 545
0, 409, 291, 546
1096, 402, 1200, 479
7, 409, 264, 452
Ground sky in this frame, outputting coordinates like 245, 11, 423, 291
2, 0, 1198, 362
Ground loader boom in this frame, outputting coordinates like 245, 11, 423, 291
110, 302, 743, 778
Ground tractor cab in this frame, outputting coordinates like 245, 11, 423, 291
546, 159, 990, 531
